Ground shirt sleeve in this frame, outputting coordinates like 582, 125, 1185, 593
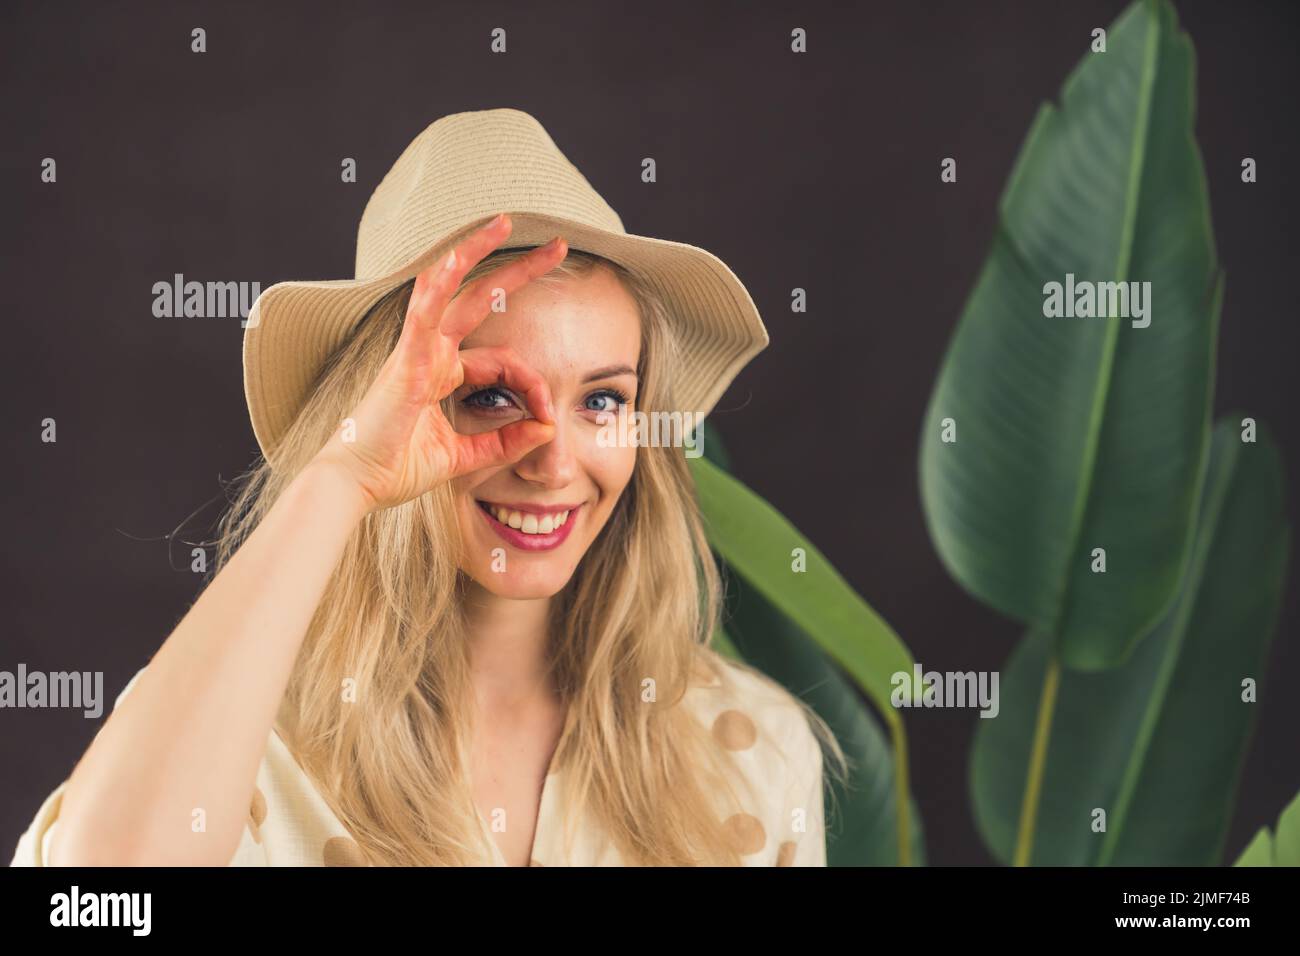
775, 712, 827, 866
9, 781, 68, 866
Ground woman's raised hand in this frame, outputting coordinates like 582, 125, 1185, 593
311, 213, 568, 514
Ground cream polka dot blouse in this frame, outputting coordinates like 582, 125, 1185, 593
10, 658, 827, 867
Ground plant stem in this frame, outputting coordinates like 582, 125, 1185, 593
1013, 653, 1061, 866
888, 716, 912, 866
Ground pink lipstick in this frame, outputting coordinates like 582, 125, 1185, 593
476, 500, 582, 552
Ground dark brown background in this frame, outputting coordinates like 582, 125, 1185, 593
2, 0, 1296, 865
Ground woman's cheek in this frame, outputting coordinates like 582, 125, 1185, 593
615, 445, 637, 492
587, 438, 637, 503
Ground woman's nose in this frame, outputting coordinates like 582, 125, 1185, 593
513, 417, 578, 488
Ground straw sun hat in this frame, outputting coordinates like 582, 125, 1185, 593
242, 107, 770, 464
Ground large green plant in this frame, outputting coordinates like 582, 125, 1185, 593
919, 0, 1290, 866
686, 0, 1289, 869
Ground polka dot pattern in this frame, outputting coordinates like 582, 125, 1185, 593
722, 812, 766, 856
248, 787, 267, 844
323, 835, 367, 867
88, 660, 822, 867
712, 709, 757, 751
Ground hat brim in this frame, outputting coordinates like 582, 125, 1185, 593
242, 211, 768, 464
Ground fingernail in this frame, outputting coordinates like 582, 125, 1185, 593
492, 213, 507, 228
443, 249, 457, 272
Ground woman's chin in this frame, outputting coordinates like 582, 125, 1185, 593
458, 515, 585, 599
465, 569, 573, 600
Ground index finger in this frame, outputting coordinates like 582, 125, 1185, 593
438, 235, 569, 342
402, 212, 517, 342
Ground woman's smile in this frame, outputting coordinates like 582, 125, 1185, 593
476, 499, 583, 551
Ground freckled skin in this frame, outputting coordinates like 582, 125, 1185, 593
450, 265, 642, 599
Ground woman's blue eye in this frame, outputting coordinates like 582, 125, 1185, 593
585, 390, 628, 413
463, 387, 514, 410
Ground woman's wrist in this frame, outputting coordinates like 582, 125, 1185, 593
295, 453, 375, 525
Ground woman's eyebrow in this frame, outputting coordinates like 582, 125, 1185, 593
581, 364, 637, 383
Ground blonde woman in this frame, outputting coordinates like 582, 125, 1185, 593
11, 109, 845, 867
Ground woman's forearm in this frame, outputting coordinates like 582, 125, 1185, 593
48, 459, 370, 866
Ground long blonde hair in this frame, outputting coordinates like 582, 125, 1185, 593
213, 247, 846, 865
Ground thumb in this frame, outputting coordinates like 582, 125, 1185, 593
453, 419, 556, 475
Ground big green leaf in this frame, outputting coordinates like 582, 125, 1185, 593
723, 571, 926, 866
971, 419, 1289, 865
919, 0, 1219, 669
1233, 787, 1300, 867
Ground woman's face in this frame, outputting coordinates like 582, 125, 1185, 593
449, 263, 641, 599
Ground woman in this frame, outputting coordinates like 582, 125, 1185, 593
11, 109, 845, 867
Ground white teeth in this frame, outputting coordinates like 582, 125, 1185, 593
484, 504, 575, 535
